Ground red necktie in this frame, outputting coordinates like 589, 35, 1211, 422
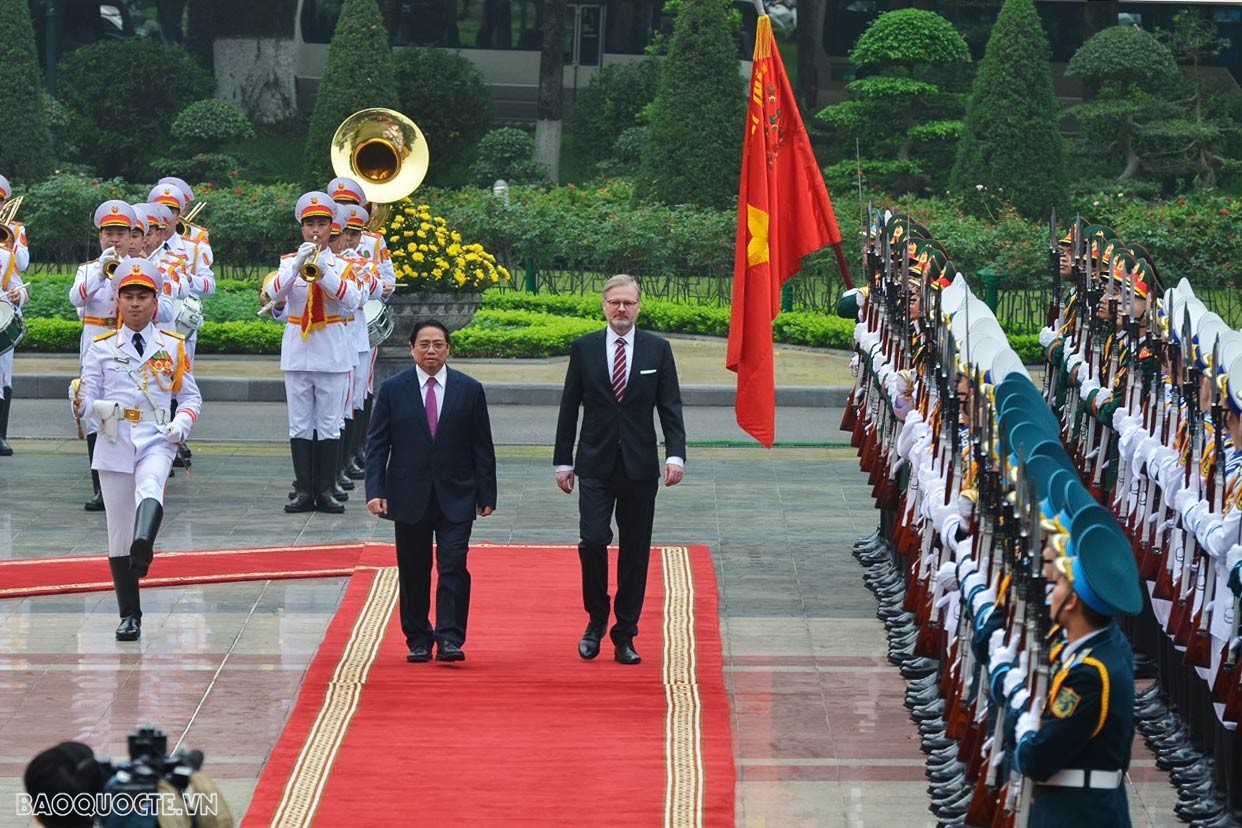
426, 377, 439, 438
612, 338, 627, 402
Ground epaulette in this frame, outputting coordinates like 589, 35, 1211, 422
161, 329, 187, 341
281, 252, 296, 259
93, 330, 118, 342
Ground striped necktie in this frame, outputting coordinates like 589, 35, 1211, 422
612, 338, 627, 402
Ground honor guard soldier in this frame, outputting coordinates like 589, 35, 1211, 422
330, 176, 396, 477
70, 200, 137, 510
150, 182, 214, 361
131, 204, 180, 328
267, 191, 362, 513
1012, 515, 1143, 828
338, 203, 384, 487
69, 257, 202, 641
0, 174, 29, 456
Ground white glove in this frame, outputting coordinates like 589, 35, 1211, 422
100, 245, 120, 264
987, 628, 1006, 663
957, 493, 975, 524
1015, 698, 1044, 743
67, 382, 86, 419
1038, 326, 1058, 349
990, 635, 1018, 676
294, 241, 317, 269
1001, 652, 1028, 698
970, 586, 997, 618
1226, 543, 1242, 573
1184, 501, 1210, 535
849, 353, 860, 376
163, 412, 193, 444
1079, 377, 1099, 400
936, 560, 958, 592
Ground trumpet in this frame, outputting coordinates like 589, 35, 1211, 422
176, 200, 206, 237
0, 195, 24, 250
301, 234, 324, 282
100, 247, 121, 279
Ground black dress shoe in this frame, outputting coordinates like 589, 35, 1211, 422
578, 623, 605, 660
436, 641, 465, 662
406, 645, 431, 663
615, 643, 641, 665
115, 614, 141, 641
84, 491, 104, 511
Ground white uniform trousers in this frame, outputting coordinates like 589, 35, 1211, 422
285, 370, 350, 439
98, 453, 173, 559
348, 350, 371, 414
0, 350, 12, 394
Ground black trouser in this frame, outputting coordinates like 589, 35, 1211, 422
394, 493, 473, 650
577, 471, 659, 646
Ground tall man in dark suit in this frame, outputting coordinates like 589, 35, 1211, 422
555, 275, 687, 665
365, 320, 497, 664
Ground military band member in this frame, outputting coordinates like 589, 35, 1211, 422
70, 201, 137, 510
0, 244, 27, 457
330, 176, 396, 477
338, 203, 384, 488
267, 191, 362, 513
69, 257, 202, 641
0, 175, 30, 273
150, 182, 215, 362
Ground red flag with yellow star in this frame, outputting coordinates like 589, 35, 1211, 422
726, 15, 849, 447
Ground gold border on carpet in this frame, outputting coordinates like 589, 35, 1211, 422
662, 545, 705, 828
269, 567, 400, 828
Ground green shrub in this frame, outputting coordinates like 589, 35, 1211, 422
171, 100, 256, 154
188, 182, 302, 273
21, 175, 138, 264
0, 0, 53, 181
57, 40, 213, 179
951, 0, 1066, 219
194, 321, 285, 354
453, 310, 600, 357
470, 128, 548, 187
392, 48, 493, 185
567, 60, 661, 174
597, 126, 647, 179
19, 318, 81, 352
304, 0, 400, 185
635, 0, 745, 209
150, 153, 243, 187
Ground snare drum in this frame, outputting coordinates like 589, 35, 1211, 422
0, 302, 26, 356
363, 299, 394, 347
173, 295, 204, 337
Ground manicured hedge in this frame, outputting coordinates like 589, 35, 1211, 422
452, 311, 601, 358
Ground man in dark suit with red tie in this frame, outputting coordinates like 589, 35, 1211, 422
554, 275, 687, 665
365, 320, 497, 664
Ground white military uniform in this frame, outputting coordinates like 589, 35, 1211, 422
268, 248, 362, 439
151, 184, 215, 361
74, 322, 201, 557
0, 247, 27, 394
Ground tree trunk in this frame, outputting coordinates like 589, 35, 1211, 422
1119, 140, 1141, 181
898, 137, 913, 162
796, 0, 824, 116
214, 38, 298, 125
536, 0, 566, 183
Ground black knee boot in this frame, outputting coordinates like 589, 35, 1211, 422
0, 386, 13, 456
315, 438, 346, 513
286, 438, 315, 512
129, 498, 163, 578
337, 419, 355, 491
346, 402, 368, 478
84, 433, 104, 511
109, 556, 142, 641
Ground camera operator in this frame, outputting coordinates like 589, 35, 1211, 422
23, 741, 106, 827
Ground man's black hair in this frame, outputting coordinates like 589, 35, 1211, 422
24, 741, 104, 828
410, 319, 452, 347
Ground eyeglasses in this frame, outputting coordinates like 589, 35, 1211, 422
605, 300, 640, 310
414, 341, 448, 351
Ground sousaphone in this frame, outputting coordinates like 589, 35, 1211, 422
330, 108, 429, 230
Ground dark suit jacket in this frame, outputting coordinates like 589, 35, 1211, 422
554, 328, 686, 480
365, 365, 497, 525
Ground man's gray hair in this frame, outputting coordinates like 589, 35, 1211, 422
602, 274, 641, 299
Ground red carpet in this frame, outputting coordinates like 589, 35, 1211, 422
0, 543, 364, 599
245, 544, 734, 828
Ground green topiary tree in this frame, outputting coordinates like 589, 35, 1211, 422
303, 0, 400, 185
634, 0, 745, 209
0, 0, 54, 181
470, 128, 548, 186
58, 39, 212, 179
950, 0, 1066, 219
568, 59, 661, 175
816, 8, 970, 195
392, 48, 493, 186
1066, 25, 1184, 181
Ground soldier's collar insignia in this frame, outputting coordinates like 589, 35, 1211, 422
1051, 686, 1081, 719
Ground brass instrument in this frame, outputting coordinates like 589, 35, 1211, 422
100, 247, 121, 279
176, 200, 207, 237
70, 378, 84, 440
0, 195, 25, 250
301, 233, 323, 282
257, 269, 281, 317
330, 108, 429, 230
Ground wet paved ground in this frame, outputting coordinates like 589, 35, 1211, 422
0, 441, 1181, 827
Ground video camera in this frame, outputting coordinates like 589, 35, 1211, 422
97, 726, 224, 828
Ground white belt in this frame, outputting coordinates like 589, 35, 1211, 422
1039, 769, 1124, 789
